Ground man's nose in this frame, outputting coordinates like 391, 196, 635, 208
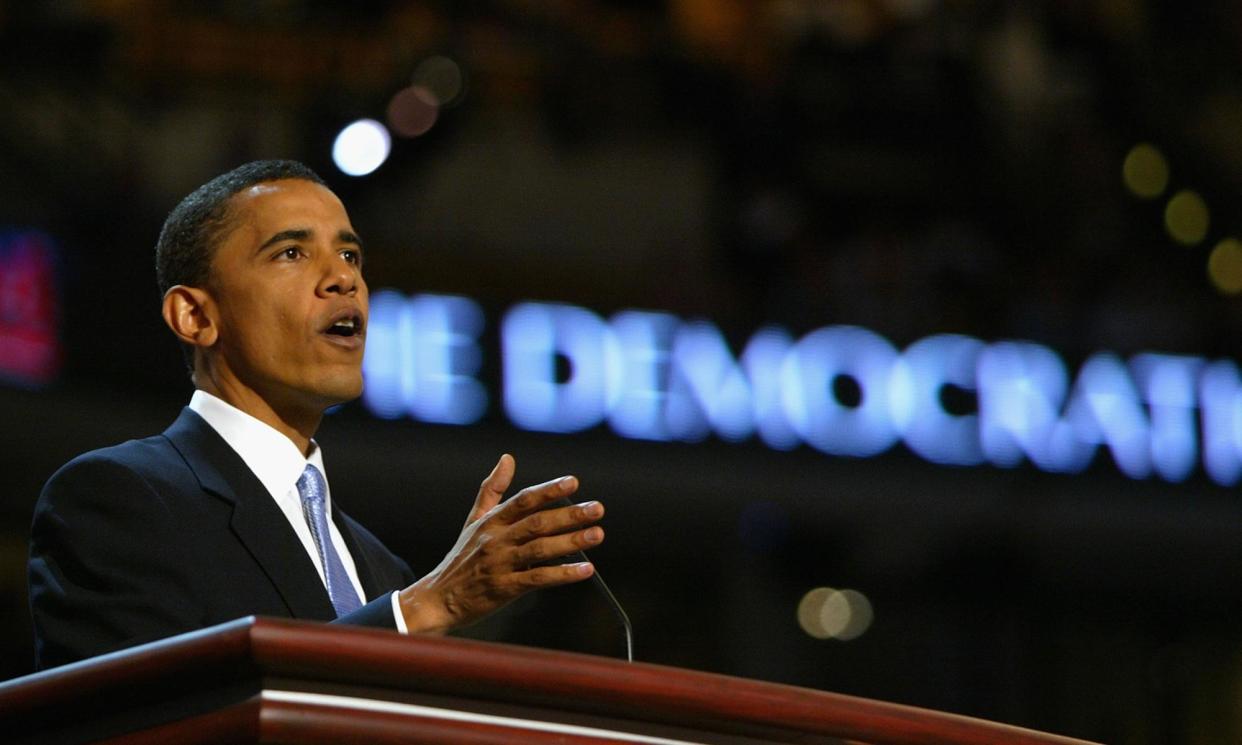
318, 255, 358, 296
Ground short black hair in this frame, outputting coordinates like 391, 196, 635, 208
155, 159, 327, 295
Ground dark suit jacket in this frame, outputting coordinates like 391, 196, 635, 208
28, 408, 416, 670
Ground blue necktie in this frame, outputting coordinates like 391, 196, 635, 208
297, 464, 363, 617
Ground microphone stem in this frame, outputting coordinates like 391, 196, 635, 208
574, 549, 634, 662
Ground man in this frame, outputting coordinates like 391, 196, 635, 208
28, 160, 605, 669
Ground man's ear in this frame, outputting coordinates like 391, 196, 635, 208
162, 285, 218, 348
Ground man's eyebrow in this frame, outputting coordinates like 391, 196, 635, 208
338, 229, 363, 249
255, 228, 363, 253
257, 228, 312, 253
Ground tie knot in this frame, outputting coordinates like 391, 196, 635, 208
297, 463, 326, 507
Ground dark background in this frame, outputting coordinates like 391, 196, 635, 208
4, 2, 1242, 742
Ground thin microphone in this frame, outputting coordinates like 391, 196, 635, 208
573, 547, 633, 663
553, 498, 634, 662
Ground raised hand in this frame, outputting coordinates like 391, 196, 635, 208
396, 454, 605, 634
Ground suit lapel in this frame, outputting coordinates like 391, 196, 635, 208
162, 408, 337, 620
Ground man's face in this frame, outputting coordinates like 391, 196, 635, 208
203, 178, 368, 414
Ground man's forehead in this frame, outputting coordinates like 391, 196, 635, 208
228, 179, 352, 231
233, 178, 340, 209
241, 181, 287, 199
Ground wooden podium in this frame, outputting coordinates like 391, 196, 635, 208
0, 617, 1099, 744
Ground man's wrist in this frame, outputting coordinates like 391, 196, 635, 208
397, 583, 452, 635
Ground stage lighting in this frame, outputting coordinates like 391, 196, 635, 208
1164, 190, 1209, 246
1122, 143, 1169, 199
332, 119, 391, 177
1208, 238, 1242, 295
412, 55, 465, 108
387, 86, 439, 138
797, 587, 873, 641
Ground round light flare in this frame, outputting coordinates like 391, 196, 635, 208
1164, 190, 1210, 246
387, 85, 439, 138
412, 55, 466, 108
332, 119, 391, 177
1122, 143, 1169, 199
1209, 238, 1242, 295
797, 587, 873, 641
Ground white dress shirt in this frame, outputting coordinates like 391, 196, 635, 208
189, 390, 407, 632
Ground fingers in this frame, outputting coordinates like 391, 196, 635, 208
510, 500, 604, 543
468, 454, 515, 525
493, 474, 581, 525
515, 561, 596, 589
511, 525, 605, 566
400, 461, 605, 633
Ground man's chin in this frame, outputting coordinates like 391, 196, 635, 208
329, 385, 364, 409
312, 376, 364, 411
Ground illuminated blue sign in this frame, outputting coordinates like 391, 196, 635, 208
361, 290, 488, 424
362, 291, 1242, 486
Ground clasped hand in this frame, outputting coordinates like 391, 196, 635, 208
397, 453, 605, 634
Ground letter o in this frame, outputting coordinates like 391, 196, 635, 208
781, 326, 900, 457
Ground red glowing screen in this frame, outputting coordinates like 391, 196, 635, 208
0, 231, 61, 385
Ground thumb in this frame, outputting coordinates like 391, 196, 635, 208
467, 453, 514, 524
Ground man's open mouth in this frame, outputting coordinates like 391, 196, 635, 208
323, 312, 364, 338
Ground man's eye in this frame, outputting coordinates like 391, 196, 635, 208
278, 247, 300, 260
342, 249, 361, 265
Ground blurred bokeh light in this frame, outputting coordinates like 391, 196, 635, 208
1163, 190, 1210, 246
332, 119, 391, 176
386, 86, 439, 138
412, 55, 466, 108
797, 587, 873, 641
1122, 143, 1169, 200
1208, 238, 1242, 295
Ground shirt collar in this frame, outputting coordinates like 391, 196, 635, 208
188, 389, 328, 504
